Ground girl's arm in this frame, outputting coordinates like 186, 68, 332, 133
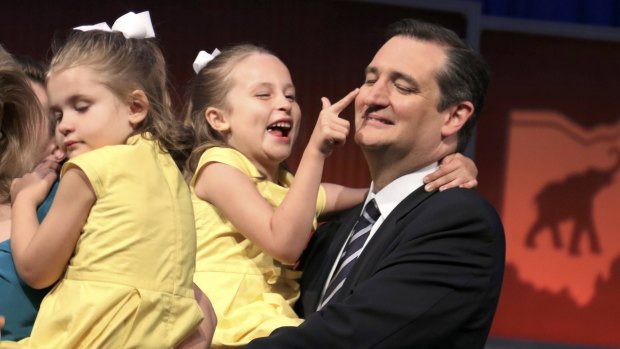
423, 152, 478, 192
11, 167, 94, 289
321, 183, 367, 216
195, 89, 359, 264
320, 153, 478, 215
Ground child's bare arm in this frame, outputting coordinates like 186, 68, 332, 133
11, 167, 94, 289
423, 152, 478, 192
321, 183, 367, 215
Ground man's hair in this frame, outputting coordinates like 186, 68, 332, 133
386, 19, 490, 152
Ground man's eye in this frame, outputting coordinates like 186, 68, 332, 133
395, 84, 415, 94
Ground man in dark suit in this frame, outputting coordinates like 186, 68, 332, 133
246, 18, 504, 349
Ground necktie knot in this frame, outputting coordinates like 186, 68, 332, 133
363, 199, 381, 223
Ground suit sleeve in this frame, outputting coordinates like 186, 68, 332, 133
246, 189, 505, 349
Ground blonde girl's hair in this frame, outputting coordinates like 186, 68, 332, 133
0, 46, 48, 204
49, 30, 194, 170
183, 44, 274, 175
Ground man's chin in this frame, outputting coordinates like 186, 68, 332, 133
354, 133, 388, 150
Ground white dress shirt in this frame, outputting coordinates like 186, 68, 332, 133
320, 162, 439, 299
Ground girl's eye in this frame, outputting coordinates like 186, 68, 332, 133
256, 93, 270, 99
285, 95, 296, 102
53, 111, 63, 123
75, 105, 89, 113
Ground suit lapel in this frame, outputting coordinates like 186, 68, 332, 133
304, 203, 364, 310
337, 187, 436, 299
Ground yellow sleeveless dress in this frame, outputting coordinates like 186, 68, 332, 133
190, 147, 326, 348
1, 134, 203, 348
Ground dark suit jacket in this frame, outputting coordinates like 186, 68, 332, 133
246, 187, 505, 349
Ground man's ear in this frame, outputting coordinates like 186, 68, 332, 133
205, 107, 231, 133
128, 90, 149, 126
441, 101, 473, 137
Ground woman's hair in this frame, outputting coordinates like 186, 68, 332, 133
13, 54, 47, 85
0, 46, 48, 203
49, 30, 194, 170
14, 55, 55, 138
184, 44, 273, 175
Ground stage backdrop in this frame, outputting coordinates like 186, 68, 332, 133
478, 26, 620, 348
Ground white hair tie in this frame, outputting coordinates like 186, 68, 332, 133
192, 49, 221, 74
74, 11, 155, 39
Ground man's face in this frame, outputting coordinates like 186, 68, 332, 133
354, 36, 449, 163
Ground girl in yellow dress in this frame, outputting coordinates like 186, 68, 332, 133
184, 44, 479, 347
5, 12, 210, 348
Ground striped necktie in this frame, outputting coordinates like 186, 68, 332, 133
318, 199, 381, 309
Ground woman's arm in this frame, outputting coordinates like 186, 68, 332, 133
11, 167, 95, 289
176, 283, 217, 349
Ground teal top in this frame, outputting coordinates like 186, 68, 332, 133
0, 179, 58, 340
0, 240, 49, 340
36, 179, 59, 222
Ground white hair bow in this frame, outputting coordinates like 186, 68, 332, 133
74, 11, 155, 39
192, 49, 221, 74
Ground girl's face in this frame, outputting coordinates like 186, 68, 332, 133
222, 53, 301, 169
47, 66, 135, 159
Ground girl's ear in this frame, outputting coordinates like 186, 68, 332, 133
205, 107, 230, 133
441, 101, 473, 138
128, 90, 149, 126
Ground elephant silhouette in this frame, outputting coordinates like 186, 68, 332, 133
525, 148, 620, 256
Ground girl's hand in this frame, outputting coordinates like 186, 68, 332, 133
10, 160, 59, 205
309, 89, 359, 156
423, 153, 478, 192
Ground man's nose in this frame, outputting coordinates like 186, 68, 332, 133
361, 81, 389, 107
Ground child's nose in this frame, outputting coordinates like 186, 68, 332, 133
57, 119, 73, 135
276, 94, 293, 112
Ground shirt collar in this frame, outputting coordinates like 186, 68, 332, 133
366, 162, 439, 219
